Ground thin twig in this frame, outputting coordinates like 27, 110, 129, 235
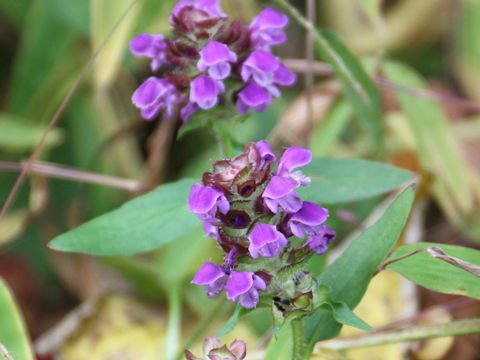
282, 58, 480, 112
305, 0, 315, 146
375, 246, 480, 277
315, 318, 480, 351
0, 161, 143, 192
0, 0, 139, 225
0, 343, 13, 360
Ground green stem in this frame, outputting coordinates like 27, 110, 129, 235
315, 318, 480, 352
291, 318, 305, 360
165, 282, 182, 360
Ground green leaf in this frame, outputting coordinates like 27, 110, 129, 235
387, 243, 480, 300
49, 179, 198, 256
0, 279, 34, 360
304, 187, 415, 353
313, 286, 373, 332
324, 300, 374, 332
215, 304, 251, 337
0, 113, 64, 152
315, 30, 383, 150
298, 158, 412, 203
265, 321, 293, 360
383, 62, 473, 215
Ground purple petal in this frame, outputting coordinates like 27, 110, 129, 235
140, 103, 162, 120
250, 8, 289, 50
274, 63, 296, 86
250, 8, 289, 30
225, 271, 253, 300
263, 176, 298, 199
190, 75, 223, 110
199, 41, 237, 67
203, 219, 219, 238
196, 0, 227, 17
238, 288, 259, 309
180, 102, 199, 123
248, 223, 287, 258
256, 140, 276, 169
274, 192, 303, 214
253, 274, 267, 291
248, 223, 278, 248
291, 202, 329, 226
191, 262, 225, 285
236, 83, 272, 113
241, 51, 279, 85
132, 77, 165, 107
276, 147, 312, 177
188, 184, 227, 214
305, 226, 336, 255
130, 33, 154, 56
208, 62, 232, 80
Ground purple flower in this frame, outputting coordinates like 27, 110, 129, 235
190, 75, 225, 109
304, 225, 336, 255
225, 271, 266, 308
249, 8, 289, 50
198, 40, 237, 80
241, 50, 279, 88
180, 102, 199, 123
262, 176, 302, 214
276, 147, 312, 186
130, 33, 169, 72
241, 51, 295, 96
248, 223, 288, 258
185, 337, 247, 360
236, 82, 272, 114
256, 140, 276, 168
188, 184, 229, 219
288, 201, 329, 238
274, 63, 296, 86
203, 218, 219, 238
191, 262, 228, 298
132, 77, 183, 120
172, 0, 226, 20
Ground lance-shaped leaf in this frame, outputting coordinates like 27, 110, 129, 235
384, 62, 473, 216
386, 243, 480, 299
49, 179, 198, 256
304, 187, 415, 354
298, 158, 412, 203
0, 279, 34, 360
315, 30, 383, 150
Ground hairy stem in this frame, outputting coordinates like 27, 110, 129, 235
315, 318, 480, 351
291, 318, 305, 360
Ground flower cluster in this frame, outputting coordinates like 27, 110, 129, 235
185, 337, 246, 360
188, 141, 335, 310
130, 0, 296, 122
